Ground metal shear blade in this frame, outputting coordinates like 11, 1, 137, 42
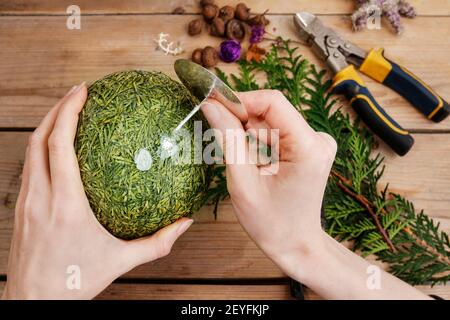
294, 12, 366, 72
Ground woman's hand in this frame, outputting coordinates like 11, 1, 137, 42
2, 83, 193, 300
202, 90, 429, 300
201, 90, 337, 278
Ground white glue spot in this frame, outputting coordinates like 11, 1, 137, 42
159, 135, 179, 159
134, 148, 153, 171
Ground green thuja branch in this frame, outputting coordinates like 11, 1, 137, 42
207, 38, 450, 285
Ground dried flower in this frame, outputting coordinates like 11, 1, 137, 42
247, 10, 270, 26
153, 32, 184, 55
352, 0, 416, 34
246, 43, 266, 62
250, 24, 265, 44
219, 40, 241, 63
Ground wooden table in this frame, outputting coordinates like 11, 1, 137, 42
0, 0, 449, 299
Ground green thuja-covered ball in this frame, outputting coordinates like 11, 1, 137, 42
75, 70, 211, 240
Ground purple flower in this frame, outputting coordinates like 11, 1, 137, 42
219, 40, 241, 63
250, 25, 265, 44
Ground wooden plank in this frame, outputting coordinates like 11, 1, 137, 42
95, 283, 297, 300
381, 133, 450, 223
1, 132, 449, 279
0, 15, 449, 129
1, 281, 448, 300
94, 283, 450, 300
0, 208, 284, 279
0, 0, 448, 16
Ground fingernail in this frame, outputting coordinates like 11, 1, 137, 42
65, 85, 77, 97
73, 81, 86, 94
176, 218, 193, 235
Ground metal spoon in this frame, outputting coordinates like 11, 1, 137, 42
174, 59, 248, 131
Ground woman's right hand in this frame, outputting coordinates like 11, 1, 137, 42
201, 90, 428, 300
201, 90, 337, 279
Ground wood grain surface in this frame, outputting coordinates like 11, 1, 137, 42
1, 0, 449, 299
0, 0, 448, 15
0, 133, 449, 280
1, 280, 449, 300
0, 15, 449, 129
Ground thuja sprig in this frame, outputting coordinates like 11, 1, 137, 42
207, 38, 450, 285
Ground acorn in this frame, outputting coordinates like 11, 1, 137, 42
202, 4, 219, 20
210, 17, 225, 37
202, 46, 219, 68
235, 3, 250, 21
188, 18, 204, 36
219, 5, 235, 23
191, 48, 203, 65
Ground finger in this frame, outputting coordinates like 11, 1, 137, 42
201, 99, 259, 181
14, 146, 30, 222
28, 85, 78, 191
124, 218, 194, 267
237, 90, 318, 161
238, 90, 317, 148
48, 83, 87, 193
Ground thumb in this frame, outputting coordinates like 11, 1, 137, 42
124, 217, 193, 267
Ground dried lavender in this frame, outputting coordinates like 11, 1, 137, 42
250, 25, 265, 44
352, 0, 416, 34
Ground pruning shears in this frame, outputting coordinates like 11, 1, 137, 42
294, 12, 450, 156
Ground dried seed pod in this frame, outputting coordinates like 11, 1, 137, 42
210, 17, 225, 37
200, 0, 215, 6
201, 46, 219, 68
188, 18, 204, 36
235, 3, 250, 21
219, 5, 235, 23
172, 6, 185, 14
191, 48, 203, 65
202, 4, 219, 20
248, 10, 270, 26
226, 19, 246, 41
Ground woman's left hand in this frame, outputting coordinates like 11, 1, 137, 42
2, 83, 193, 300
